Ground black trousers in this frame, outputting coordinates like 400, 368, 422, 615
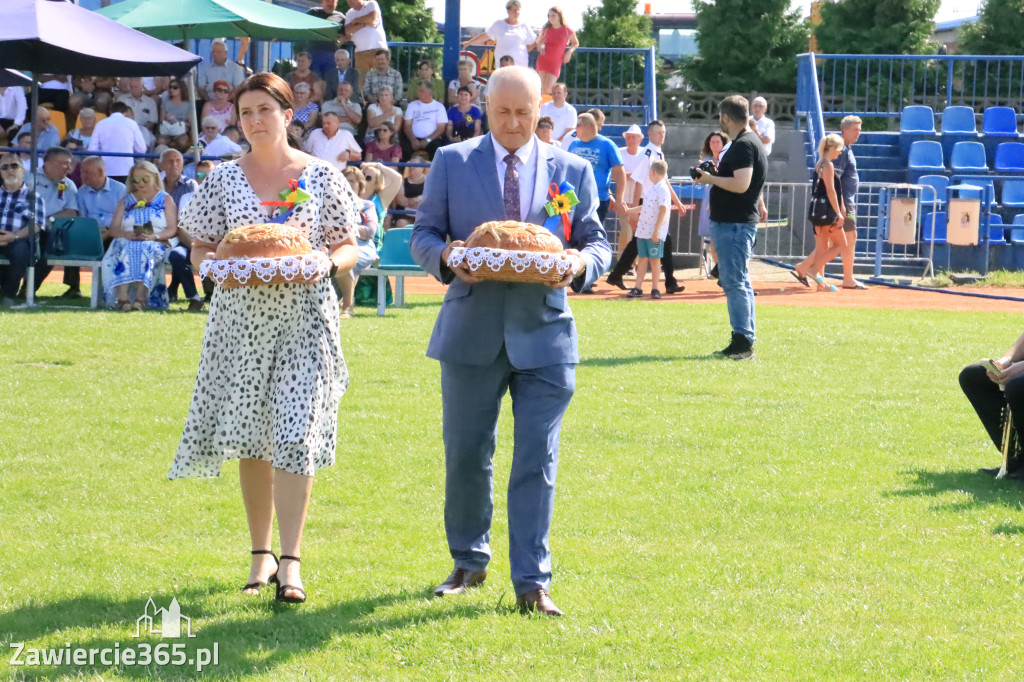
608, 234, 677, 286
959, 362, 1024, 466
1, 238, 32, 298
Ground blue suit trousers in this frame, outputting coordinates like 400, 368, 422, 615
441, 349, 575, 596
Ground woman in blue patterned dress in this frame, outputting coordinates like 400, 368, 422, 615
101, 161, 177, 310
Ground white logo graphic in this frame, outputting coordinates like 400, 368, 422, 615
134, 598, 196, 639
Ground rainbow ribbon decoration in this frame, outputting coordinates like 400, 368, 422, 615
261, 178, 311, 224
543, 181, 578, 241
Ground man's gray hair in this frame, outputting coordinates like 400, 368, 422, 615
321, 110, 340, 120
78, 107, 96, 119
159, 148, 183, 163
752, 96, 768, 107
201, 115, 221, 129
335, 48, 350, 58
80, 155, 105, 169
486, 66, 540, 102
841, 115, 863, 130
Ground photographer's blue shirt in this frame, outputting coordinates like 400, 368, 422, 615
567, 134, 624, 201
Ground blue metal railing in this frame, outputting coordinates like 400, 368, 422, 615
802, 53, 1024, 121
796, 53, 826, 164
390, 42, 658, 122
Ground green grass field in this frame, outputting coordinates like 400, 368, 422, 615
1, 292, 1022, 681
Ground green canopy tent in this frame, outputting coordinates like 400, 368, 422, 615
95, 0, 340, 150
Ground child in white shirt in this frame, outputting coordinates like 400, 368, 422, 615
625, 160, 671, 298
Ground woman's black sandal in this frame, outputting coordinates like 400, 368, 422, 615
275, 555, 306, 604
242, 550, 279, 593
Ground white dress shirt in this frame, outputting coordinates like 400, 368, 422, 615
87, 113, 147, 178
493, 135, 537, 222
632, 143, 665, 199
754, 115, 775, 156
0, 87, 27, 127
304, 128, 361, 170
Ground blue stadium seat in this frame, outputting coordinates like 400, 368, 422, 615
994, 142, 1024, 173
916, 174, 948, 209
940, 106, 980, 157
1015, 213, 1024, 225
941, 106, 977, 134
902, 105, 936, 133
900, 105, 937, 156
920, 211, 947, 244
981, 106, 1021, 157
1002, 180, 1024, 208
987, 221, 1007, 245
982, 107, 1019, 136
908, 140, 945, 181
950, 141, 989, 172
1011, 226, 1024, 245
952, 177, 997, 206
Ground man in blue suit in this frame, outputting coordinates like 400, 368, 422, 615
410, 66, 611, 616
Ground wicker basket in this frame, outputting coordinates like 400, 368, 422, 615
199, 252, 332, 289
446, 246, 573, 284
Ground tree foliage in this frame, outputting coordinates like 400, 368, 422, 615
683, 0, 809, 93
380, 0, 438, 43
815, 0, 940, 55
576, 0, 654, 49
959, 0, 1024, 55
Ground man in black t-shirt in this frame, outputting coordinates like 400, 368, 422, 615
694, 95, 767, 360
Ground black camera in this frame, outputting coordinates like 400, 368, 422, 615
689, 159, 717, 181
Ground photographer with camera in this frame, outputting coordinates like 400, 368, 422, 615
693, 96, 767, 360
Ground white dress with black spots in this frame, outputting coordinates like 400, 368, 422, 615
169, 159, 357, 479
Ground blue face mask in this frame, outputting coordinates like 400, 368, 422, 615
196, 172, 207, 180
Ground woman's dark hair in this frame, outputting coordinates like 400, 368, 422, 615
374, 120, 394, 141
700, 131, 729, 159
233, 73, 302, 149
457, 85, 472, 96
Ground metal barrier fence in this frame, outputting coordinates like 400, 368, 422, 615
650, 180, 940, 277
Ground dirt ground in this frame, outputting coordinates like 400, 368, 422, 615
401, 260, 1024, 314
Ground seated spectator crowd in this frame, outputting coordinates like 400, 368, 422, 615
0, 36, 599, 310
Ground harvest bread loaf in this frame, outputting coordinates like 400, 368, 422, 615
464, 220, 564, 253
201, 223, 331, 288
214, 223, 313, 260
447, 220, 573, 284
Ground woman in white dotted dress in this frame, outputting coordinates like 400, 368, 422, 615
169, 73, 360, 604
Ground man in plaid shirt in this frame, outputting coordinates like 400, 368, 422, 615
362, 49, 404, 105
0, 152, 45, 306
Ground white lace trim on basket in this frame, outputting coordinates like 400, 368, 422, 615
199, 252, 332, 285
447, 246, 572, 276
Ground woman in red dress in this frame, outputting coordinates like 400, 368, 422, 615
535, 6, 579, 96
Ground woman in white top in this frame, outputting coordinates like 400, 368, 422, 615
364, 85, 403, 145
462, 0, 537, 68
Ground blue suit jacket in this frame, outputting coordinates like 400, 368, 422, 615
410, 134, 611, 369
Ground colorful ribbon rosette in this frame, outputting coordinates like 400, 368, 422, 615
261, 178, 312, 224
543, 181, 578, 241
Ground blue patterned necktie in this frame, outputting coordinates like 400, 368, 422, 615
503, 153, 520, 221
